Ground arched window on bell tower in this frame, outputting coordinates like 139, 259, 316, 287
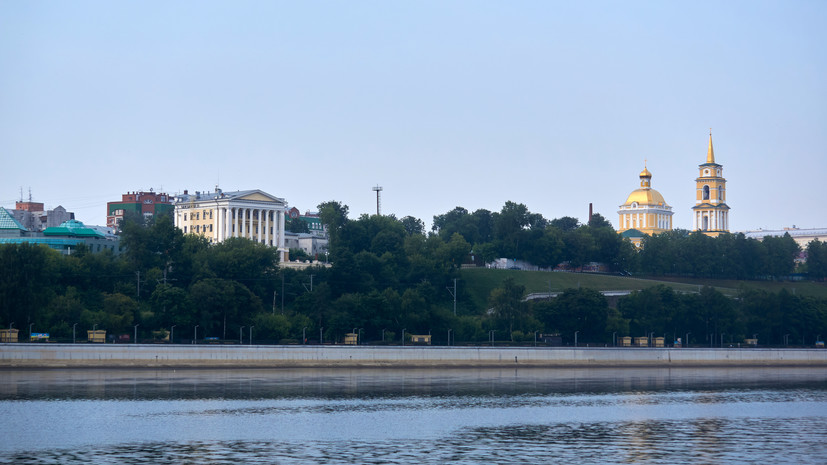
703, 185, 710, 200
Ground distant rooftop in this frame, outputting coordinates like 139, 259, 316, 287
0, 207, 27, 231
43, 220, 106, 238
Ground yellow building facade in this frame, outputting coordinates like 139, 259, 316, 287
617, 164, 673, 246
173, 188, 289, 261
692, 132, 729, 236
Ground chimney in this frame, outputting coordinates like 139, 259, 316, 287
589, 203, 593, 224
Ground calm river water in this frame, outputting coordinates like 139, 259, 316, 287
0, 367, 825, 464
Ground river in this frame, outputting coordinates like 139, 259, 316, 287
1, 367, 825, 464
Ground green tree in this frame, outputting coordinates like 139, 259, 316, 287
0, 244, 59, 328
806, 239, 827, 280
488, 278, 528, 340
400, 216, 425, 236
286, 217, 310, 234
188, 278, 264, 339
535, 288, 610, 343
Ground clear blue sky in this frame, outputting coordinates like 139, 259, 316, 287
2, 1, 825, 232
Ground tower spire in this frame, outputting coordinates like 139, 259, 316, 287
707, 129, 715, 164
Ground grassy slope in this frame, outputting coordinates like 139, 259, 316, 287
460, 268, 827, 310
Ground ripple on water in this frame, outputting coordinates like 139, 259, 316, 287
4, 416, 827, 465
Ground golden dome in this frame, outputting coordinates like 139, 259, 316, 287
624, 188, 668, 207
639, 167, 652, 178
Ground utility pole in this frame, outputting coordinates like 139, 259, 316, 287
446, 279, 457, 315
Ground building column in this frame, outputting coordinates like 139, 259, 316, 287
247, 208, 253, 239
278, 209, 286, 262
257, 209, 263, 243
265, 210, 271, 246
215, 207, 221, 242
215, 207, 221, 241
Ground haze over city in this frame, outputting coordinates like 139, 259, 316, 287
2, 1, 825, 232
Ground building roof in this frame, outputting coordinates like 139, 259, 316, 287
43, 219, 106, 238
620, 228, 645, 238
624, 188, 668, 207
176, 189, 286, 205
743, 228, 827, 240
621, 165, 670, 208
0, 207, 27, 231
707, 132, 715, 164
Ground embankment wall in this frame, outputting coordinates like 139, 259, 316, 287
2, 344, 826, 368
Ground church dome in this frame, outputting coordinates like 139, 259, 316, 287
624, 188, 668, 207
622, 164, 670, 207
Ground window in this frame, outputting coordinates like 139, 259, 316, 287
184, 213, 187, 221
184, 226, 188, 233
703, 185, 710, 200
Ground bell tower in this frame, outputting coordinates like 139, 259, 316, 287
692, 130, 730, 236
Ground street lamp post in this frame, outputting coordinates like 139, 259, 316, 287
382, 328, 386, 343
302, 327, 307, 344
170, 325, 176, 344
490, 330, 495, 347
402, 329, 406, 346
194, 325, 199, 344
73, 323, 78, 344
686, 332, 691, 348
448, 329, 452, 346
535, 330, 539, 347
29, 323, 34, 342
134, 324, 139, 344
358, 328, 363, 346
249, 326, 253, 345
575, 331, 579, 348
240, 326, 245, 345
612, 331, 617, 347
319, 327, 323, 345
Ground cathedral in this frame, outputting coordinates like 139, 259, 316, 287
617, 132, 729, 245
617, 163, 673, 246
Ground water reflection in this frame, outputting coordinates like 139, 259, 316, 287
1, 367, 826, 464
2, 366, 826, 400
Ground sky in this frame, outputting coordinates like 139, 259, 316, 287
1, 1, 825, 232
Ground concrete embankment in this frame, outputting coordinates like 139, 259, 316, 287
2, 343, 826, 368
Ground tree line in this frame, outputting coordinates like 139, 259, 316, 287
0, 200, 824, 346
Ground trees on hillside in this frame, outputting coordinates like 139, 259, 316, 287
0, 197, 821, 346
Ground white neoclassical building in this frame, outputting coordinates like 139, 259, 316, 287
174, 188, 288, 261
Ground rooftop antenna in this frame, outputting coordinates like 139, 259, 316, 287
372, 185, 383, 215
28, 187, 32, 202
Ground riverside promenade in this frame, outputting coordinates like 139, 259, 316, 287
2, 343, 826, 368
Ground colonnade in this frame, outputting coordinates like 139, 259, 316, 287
619, 210, 673, 232
693, 209, 729, 232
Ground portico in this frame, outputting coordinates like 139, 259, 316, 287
174, 188, 288, 261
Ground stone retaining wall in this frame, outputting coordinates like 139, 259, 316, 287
2, 344, 826, 368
